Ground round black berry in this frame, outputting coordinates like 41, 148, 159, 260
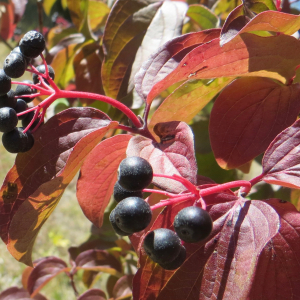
19, 30, 45, 58
173, 206, 213, 243
158, 245, 186, 270
14, 99, 28, 120
118, 156, 153, 191
2, 127, 34, 153
143, 228, 182, 264
0, 107, 18, 132
113, 197, 152, 234
32, 64, 55, 84
0, 90, 17, 109
109, 209, 130, 236
113, 181, 143, 203
15, 80, 35, 103
3, 52, 27, 78
0, 69, 11, 95
11, 47, 31, 65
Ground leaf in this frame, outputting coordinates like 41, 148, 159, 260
261, 118, 300, 189
128, 1, 188, 93
148, 77, 232, 133
127, 121, 197, 193
101, 0, 163, 100
77, 289, 107, 300
75, 249, 123, 277
249, 199, 300, 299
290, 189, 300, 211
43, 0, 56, 15
221, 10, 300, 46
11, 0, 28, 23
88, 1, 109, 32
74, 41, 104, 105
132, 198, 281, 300
0, 287, 47, 300
134, 29, 221, 102
146, 33, 300, 103
112, 275, 134, 300
66, 0, 88, 32
77, 134, 132, 227
209, 78, 300, 170
186, 4, 219, 30
0, 2, 16, 40
212, 0, 240, 21
27, 257, 70, 297
1, 110, 118, 265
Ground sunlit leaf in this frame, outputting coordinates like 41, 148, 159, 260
77, 289, 107, 300
0, 287, 47, 300
210, 78, 300, 169
88, 0, 110, 32
77, 134, 132, 227
0, 2, 16, 40
43, 0, 56, 15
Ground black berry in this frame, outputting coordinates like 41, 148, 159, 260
143, 228, 182, 264
173, 206, 213, 243
113, 197, 152, 234
3, 52, 27, 78
2, 127, 34, 153
0, 69, 11, 95
15, 80, 35, 103
11, 47, 31, 65
109, 209, 130, 236
118, 156, 153, 191
0, 107, 18, 132
113, 181, 143, 203
158, 245, 186, 270
14, 99, 28, 120
32, 64, 55, 84
0, 90, 17, 109
19, 30, 45, 58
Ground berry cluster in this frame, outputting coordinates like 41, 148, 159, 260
110, 157, 154, 236
0, 31, 48, 153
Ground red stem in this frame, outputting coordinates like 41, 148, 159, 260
249, 174, 264, 187
151, 194, 197, 211
142, 188, 178, 198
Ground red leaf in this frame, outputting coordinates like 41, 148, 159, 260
262, 118, 300, 188
146, 33, 300, 104
132, 197, 282, 300
0, 2, 16, 40
77, 134, 132, 227
209, 78, 300, 169
77, 289, 107, 300
134, 29, 221, 103
0, 287, 47, 300
27, 257, 70, 297
127, 121, 197, 193
112, 275, 134, 299
101, 0, 163, 99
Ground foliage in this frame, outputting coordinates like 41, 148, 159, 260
1, 0, 300, 299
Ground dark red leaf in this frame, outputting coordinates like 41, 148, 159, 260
146, 33, 300, 104
0, 2, 16, 40
77, 289, 107, 300
209, 78, 300, 169
134, 29, 221, 103
0, 287, 47, 300
127, 121, 197, 193
262, 118, 300, 188
77, 134, 132, 227
27, 257, 69, 297
112, 275, 134, 299
132, 197, 282, 299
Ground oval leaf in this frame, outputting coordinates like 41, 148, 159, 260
0, 287, 47, 300
209, 78, 300, 169
77, 289, 107, 300
77, 134, 132, 227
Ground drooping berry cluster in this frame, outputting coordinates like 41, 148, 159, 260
0, 31, 47, 153
110, 157, 154, 235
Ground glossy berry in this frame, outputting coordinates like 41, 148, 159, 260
11, 47, 31, 65
158, 245, 186, 270
0, 90, 17, 108
14, 99, 28, 120
32, 64, 55, 84
113, 181, 143, 203
109, 209, 130, 236
0, 69, 11, 95
118, 156, 153, 191
19, 30, 45, 58
15, 80, 35, 103
143, 228, 182, 264
3, 52, 27, 78
173, 206, 213, 243
113, 197, 152, 234
2, 127, 34, 153
0, 107, 18, 132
